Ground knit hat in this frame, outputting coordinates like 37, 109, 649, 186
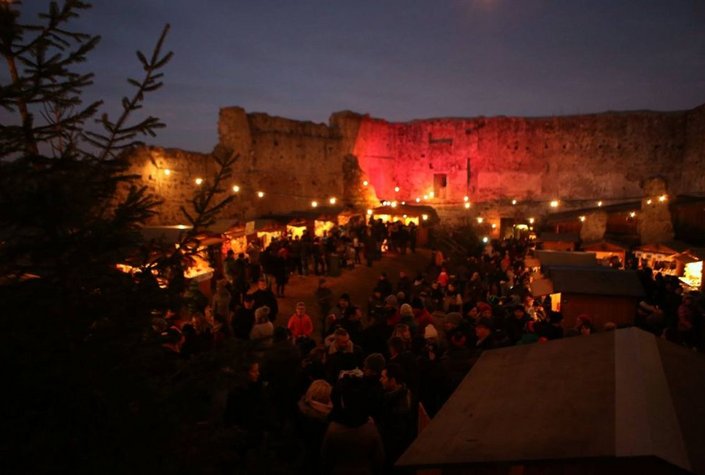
400, 303, 413, 317
255, 306, 270, 321
424, 324, 439, 340
445, 312, 462, 326
385, 294, 398, 307
363, 353, 386, 374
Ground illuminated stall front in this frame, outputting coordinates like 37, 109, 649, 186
633, 241, 690, 277
674, 249, 705, 291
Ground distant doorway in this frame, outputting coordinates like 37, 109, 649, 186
433, 173, 447, 200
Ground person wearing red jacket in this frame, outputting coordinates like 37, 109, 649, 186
288, 301, 314, 340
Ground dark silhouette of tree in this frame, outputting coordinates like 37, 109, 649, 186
0, 2, 246, 473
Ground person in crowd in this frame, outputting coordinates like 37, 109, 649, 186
231, 293, 255, 340
251, 278, 279, 322
223, 359, 271, 453
297, 379, 333, 474
387, 336, 419, 397
262, 327, 302, 427
361, 353, 387, 424
288, 301, 315, 355
321, 374, 385, 474
315, 278, 334, 338
378, 363, 416, 469
250, 306, 274, 343
325, 327, 365, 383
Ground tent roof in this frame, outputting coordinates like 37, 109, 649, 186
535, 250, 598, 267
548, 266, 645, 297
398, 328, 705, 474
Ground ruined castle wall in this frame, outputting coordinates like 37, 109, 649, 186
128, 104, 704, 227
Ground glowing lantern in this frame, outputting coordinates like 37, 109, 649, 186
421, 214, 429, 221
366, 209, 373, 215
257, 191, 265, 198
464, 202, 471, 209
550, 200, 559, 208
415, 197, 421, 203
579, 216, 586, 222
232, 185, 240, 193
491, 223, 497, 229
658, 195, 667, 202
311, 201, 318, 208
464, 196, 469, 202
482, 236, 489, 243
329, 197, 337, 205
528, 217, 535, 224
164, 168, 171, 176
629, 211, 637, 218
429, 191, 435, 198
195, 177, 203, 186
363, 180, 369, 186
597, 201, 603, 207
401, 201, 406, 205
391, 201, 398, 208
511, 199, 517, 205
394, 186, 400, 193
477, 217, 484, 224
646, 199, 652, 205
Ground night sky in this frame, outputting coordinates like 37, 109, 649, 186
7, 0, 705, 152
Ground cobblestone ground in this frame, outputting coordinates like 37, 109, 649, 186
271, 248, 433, 341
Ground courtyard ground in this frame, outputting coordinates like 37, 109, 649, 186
271, 248, 433, 340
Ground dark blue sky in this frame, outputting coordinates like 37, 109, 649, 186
8, 0, 705, 152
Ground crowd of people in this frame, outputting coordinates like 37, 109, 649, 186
155, 224, 704, 473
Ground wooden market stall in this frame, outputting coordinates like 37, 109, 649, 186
531, 266, 645, 330
581, 239, 630, 268
398, 328, 705, 475
634, 241, 691, 276
536, 232, 581, 251
673, 248, 705, 291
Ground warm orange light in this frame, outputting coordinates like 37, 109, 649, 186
511, 199, 517, 205
658, 194, 667, 202
394, 186, 400, 193
366, 209, 373, 215
477, 217, 484, 224
195, 177, 203, 186
391, 201, 398, 208
629, 211, 637, 218
579, 216, 586, 222
463, 196, 469, 202
646, 199, 653, 205
528, 217, 535, 224
164, 168, 171, 176
422, 214, 429, 221
415, 197, 421, 203
363, 180, 369, 186
550, 200, 559, 208
464, 202, 471, 209
311, 201, 318, 208
329, 197, 337, 205
491, 223, 497, 229
257, 191, 265, 198
232, 185, 240, 193
597, 201, 603, 207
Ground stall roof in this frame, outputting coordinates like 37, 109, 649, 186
535, 250, 598, 267
537, 232, 581, 243
548, 266, 645, 297
398, 328, 705, 474
582, 239, 631, 252
673, 248, 705, 264
636, 241, 692, 256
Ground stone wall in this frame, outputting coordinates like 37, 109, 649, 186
127, 104, 705, 229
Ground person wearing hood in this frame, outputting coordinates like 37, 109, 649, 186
297, 379, 333, 474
